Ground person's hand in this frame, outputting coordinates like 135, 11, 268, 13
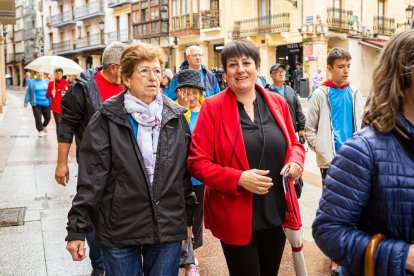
55, 162, 70, 186
51, 89, 56, 98
298, 130, 305, 138
66, 240, 86, 261
177, 88, 190, 107
280, 162, 302, 181
238, 169, 273, 195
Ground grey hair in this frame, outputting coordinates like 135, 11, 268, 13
185, 45, 203, 56
102, 42, 127, 69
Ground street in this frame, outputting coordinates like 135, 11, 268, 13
0, 88, 330, 276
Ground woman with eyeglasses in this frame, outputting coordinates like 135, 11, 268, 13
65, 43, 197, 276
188, 40, 305, 275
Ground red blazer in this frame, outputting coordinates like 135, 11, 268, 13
188, 84, 305, 245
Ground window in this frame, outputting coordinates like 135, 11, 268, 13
151, 7, 159, 20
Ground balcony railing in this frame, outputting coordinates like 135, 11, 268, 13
107, 29, 130, 43
14, 30, 24, 42
233, 13, 290, 38
76, 34, 104, 49
327, 7, 354, 33
23, 29, 36, 40
373, 16, 395, 36
171, 13, 200, 36
201, 9, 220, 29
15, 53, 25, 62
23, 4, 35, 16
108, 0, 131, 8
7, 53, 15, 63
53, 40, 74, 53
51, 10, 76, 27
75, 1, 105, 21
133, 20, 168, 38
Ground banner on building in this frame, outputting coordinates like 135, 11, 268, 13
0, 0, 16, 25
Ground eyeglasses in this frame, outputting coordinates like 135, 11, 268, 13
271, 70, 285, 75
189, 53, 203, 58
137, 66, 162, 78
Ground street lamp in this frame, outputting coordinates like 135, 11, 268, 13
406, 5, 413, 26
99, 20, 105, 44
160, 6, 168, 21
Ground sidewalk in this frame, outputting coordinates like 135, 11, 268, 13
0, 88, 330, 276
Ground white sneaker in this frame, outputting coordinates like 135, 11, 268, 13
43, 127, 48, 133
38, 131, 46, 137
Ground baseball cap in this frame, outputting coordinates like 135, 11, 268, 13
270, 63, 286, 74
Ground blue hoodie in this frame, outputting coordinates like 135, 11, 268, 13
24, 78, 50, 107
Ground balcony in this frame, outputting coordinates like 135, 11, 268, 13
51, 10, 76, 28
15, 53, 25, 62
107, 29, 131, 43
75, 1, 105, 21
170, 13, 200, 36
201, 9, 220, 30
233, 13, 290, 39
373, 16, 395, 37
7, 53, 15, 63
23, 4, 35, 16
133, 20, 168, 39
14, 30, 24, 42
23, 29, 36, 40
327, 7, 354, 33
53, 40, 75, 54
76, 34, 105, 51
108, 0, 131, 8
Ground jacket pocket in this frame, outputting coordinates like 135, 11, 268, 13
108, 180, 124, 227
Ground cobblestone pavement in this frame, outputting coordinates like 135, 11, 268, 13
0, 88, 330, 275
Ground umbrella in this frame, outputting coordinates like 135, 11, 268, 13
24, 56, 84, 75
282, 168, 308, 276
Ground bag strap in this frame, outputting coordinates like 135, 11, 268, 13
364, 233, 386, 276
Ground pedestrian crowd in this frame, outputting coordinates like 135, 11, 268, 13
20, 29, 414, 276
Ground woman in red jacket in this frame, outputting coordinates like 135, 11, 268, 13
188, 40, 305, 276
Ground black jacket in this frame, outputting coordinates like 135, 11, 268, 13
58, 67, 103, 160
66, 92, 197, 248
265, 84, 306, 132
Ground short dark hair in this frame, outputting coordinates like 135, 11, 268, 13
221, 40, 260, 72
54, 68, 63, 73
327, 47, 352, 67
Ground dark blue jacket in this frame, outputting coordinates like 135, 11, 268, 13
312, 115, 414, 276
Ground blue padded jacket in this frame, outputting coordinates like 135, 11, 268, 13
312, 115, 414, 276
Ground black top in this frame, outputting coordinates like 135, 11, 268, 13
237, 91, 287, 231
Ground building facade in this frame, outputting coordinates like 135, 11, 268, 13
4, 0, 414, 96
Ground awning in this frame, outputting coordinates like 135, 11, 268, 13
360, 38, 387, 50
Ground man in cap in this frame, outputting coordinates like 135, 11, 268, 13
266, 63, 306, 142
55, 41, 127, 276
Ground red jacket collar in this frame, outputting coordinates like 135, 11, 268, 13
322, 79, 350, 88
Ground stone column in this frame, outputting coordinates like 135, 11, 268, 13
19, 63, 24, 87
12, 65, 18, 86
0, 33, 5, 112
259, 45, 277, 83
174, 45, 186, 73
77, 56, 87, 70
91, 55, 101, 68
